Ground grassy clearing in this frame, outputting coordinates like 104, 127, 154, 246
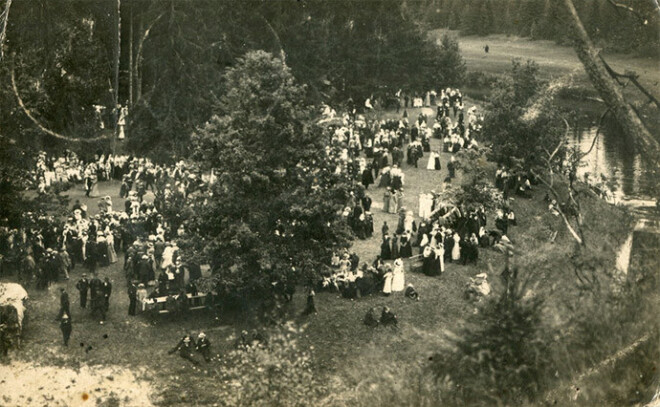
434, 30, 660, 100
437, 30, 660, 135
3, 105, 642, 405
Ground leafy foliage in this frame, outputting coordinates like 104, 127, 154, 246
482, 59, 566, 169
190, 51, 354, 300
431, 34, 466, 88
216, 324, 326, 407
448, 147, 501, 210
432, 266, 551, 405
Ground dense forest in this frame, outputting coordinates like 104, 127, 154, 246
1, 0, 658, 162
0, 0, 466, 161
420, 0, 660, 53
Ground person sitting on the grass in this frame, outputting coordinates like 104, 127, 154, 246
404, 283, 419, 301
465, 273, 491, 301
364, 307, 379, 327
380, 306, 398, 326
196, 332, 211, 362
168, 334, 200, 365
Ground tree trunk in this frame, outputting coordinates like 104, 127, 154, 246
562, 0, 659, 162
114, 0, 121, 132
129, 0, 133, 109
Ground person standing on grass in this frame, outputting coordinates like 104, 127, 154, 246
89, 273, 104, 322
76, 273, 89, 309
127, 281, 138, 316
57, 248, 71, 280
57, 288, 70, 320
59, 313, 72, 346
102, 277, 112, 313
302, 288, 317, 316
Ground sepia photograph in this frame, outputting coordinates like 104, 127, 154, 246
0, 0, 659, 406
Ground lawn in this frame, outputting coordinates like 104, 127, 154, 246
2, 101, 639, 406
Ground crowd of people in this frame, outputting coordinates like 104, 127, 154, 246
1, 84, 521, 355
317, 87, 527, 308
0, 154, 220, 333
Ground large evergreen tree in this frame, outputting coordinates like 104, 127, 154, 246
190, 51, 354, 301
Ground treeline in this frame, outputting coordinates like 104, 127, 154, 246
417, 0, 660, 52
0, 0, 465, 161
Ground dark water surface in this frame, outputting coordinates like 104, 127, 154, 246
568, 122, 659, 202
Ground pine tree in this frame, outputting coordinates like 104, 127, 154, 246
190, 51, 354, 303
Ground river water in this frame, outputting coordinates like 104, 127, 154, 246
568, 122, 659, 203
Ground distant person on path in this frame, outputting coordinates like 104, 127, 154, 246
60, 313, 72, 346
484, 44, 489, 53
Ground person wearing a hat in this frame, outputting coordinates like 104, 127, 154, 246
196, 332, 212, 362
59, 312, 72, 346
168, 334, 200, 366
136, 283, 148, 312
76, 273, 90, 309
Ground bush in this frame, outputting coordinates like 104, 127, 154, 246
464, 70, 500, 90
216, 324, 327, 407
431, 267, 551, 405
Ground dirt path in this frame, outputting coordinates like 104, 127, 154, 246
0, 360, 155, 407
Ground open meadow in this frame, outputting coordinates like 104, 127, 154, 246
435, 30, 660, 110
3, 103, 644, 405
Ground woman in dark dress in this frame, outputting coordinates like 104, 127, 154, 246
361, 167, 374, 189
391, 235, 400, 260
421, 246, 436, 276
443, 233, 454, 262
400, 233, 413, 258
380, 235, 392, 260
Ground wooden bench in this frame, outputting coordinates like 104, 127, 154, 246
143, 293, 216, 315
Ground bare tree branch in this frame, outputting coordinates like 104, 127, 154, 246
0, 0, 12, 62
259, 13, 286, 65
598, 54, 660, 109
606, 0, 651, 25
530, 168, 584, 246
579, 108, 611, 160
135, 12, 164, 104
10, 63, 110, 142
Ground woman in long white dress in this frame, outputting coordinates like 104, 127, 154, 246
436, 244, 445, 273
391, 259, 405, 292
452, 232, 461, 261
426, 151, 437, 170
105, 227, 118, 264
382, 265, 393, 295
